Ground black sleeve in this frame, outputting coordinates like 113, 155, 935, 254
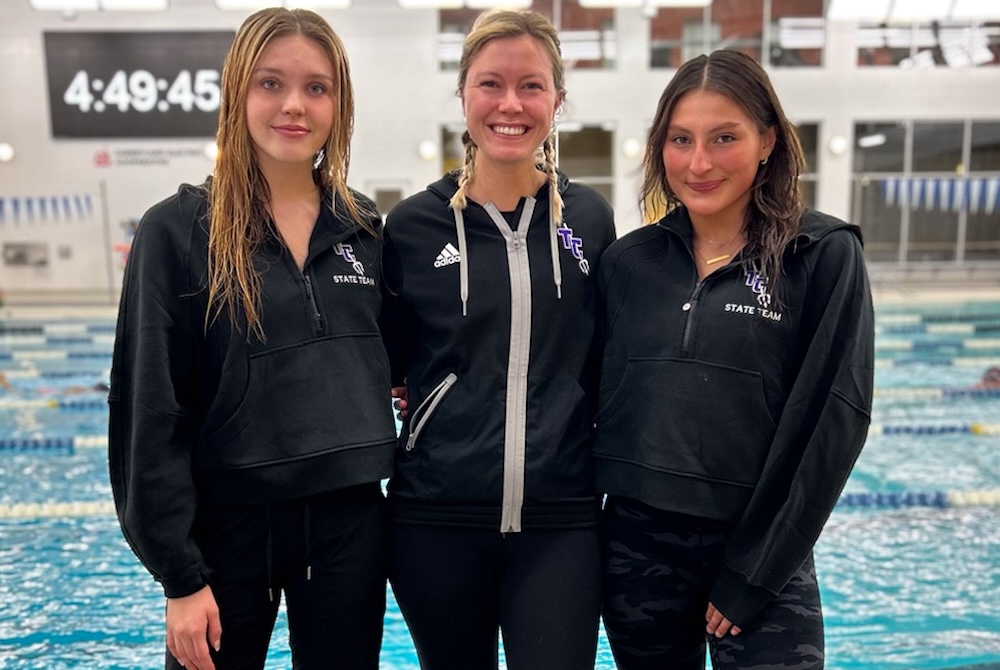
709, 229, 875, 626
378, 219, 415, 387
107, 192, 210, 598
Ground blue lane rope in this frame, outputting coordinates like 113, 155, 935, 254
837, 490, 1000, 509
874, 386, 1000, 399
868, 422, 1000, 436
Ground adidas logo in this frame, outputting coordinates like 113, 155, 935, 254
433, 243, 462, 268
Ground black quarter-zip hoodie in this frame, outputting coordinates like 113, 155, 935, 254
595, 206, 874, 627
108, 182, 396, 598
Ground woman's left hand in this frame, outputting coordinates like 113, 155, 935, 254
706, 602, 742, 638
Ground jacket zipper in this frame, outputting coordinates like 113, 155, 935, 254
302, 272, 323, 335
484, 201, 535, 534
405, 372, 458, 451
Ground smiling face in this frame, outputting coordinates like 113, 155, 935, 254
662, 89, 775, 228
245, 33, 336, 177
460, 34, 562, 170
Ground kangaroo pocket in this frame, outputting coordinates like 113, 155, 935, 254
396, 373, 506, 501
199, 334, 395, 468
595, 357, 775, 487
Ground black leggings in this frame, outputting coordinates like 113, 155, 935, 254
166, 485, 388, 670
389, 523, 602, 670
602, 496, 824, 670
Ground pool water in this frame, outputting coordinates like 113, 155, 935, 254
1, 304, 999, 670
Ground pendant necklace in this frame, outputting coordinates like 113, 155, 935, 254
694, 229, 744, 266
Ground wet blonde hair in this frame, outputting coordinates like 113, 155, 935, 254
208, 7, 373, 340
451, 9, 566, 224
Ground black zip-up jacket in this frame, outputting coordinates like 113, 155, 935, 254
380, 171, 616, 532
595, 207, 873, 626
108, 182, 396, 598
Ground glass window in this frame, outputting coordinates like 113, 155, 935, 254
440, 123, 613, 205
441, 125, 465, 176
794, 123, 818, 173
912, 121, 963, 173
908, 207, 958, 262
857, 24, 913, 66
438, 1, 615, 71
966, 206, 1000, 261
649, 7, 709, 68
970, 121, 1000, 171
558, 124, 613, 205
858, 21, 1000, 67
710, 0, 764, 61
798, 178, 816, 210
853, 122, 906, 173
852, 177, 902, 262
559, 0, 616, 69
769, 0, 824, 67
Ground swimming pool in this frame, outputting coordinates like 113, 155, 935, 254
1, 303, 999, 670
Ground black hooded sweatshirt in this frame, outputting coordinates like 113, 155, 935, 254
380, 171, 616, 532
108, 182, 396, 598
595, 207, 874, 627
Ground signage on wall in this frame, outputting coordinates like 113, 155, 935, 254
43, 31, 234, 138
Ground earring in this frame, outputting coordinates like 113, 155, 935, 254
760, 157, 769, 166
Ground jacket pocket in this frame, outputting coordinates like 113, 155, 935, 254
595, 357, 776, 487
405, 372, 458, 451
199, 333, 395, 467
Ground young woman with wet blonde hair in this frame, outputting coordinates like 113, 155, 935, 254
380, 8, 616, 670
109, 8, 395, 670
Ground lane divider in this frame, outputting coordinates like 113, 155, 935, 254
837, 489, 1000, 508
0, 500, 116, 519
3, 490, 998, 520
868, 422, 1000, 436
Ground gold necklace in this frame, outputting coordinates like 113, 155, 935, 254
694, 229, 744, 266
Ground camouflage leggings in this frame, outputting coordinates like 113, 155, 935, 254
602, 496, 824, 670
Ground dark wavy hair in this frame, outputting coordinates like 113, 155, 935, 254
640, 50, 805, 293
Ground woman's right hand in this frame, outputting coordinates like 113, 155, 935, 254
166, 585, 222, 670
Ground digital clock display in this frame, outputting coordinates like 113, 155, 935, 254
44, 31, 235, 138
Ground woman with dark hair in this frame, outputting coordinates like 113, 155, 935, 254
108, 8, 395, 670
379, 8, 615, 670
595, 49, 874, 669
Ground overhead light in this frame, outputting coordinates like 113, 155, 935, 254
579, 0, 710, 6
951, 0, 1000, 19
0, 143, 15, 163
29, 0, 99, 9
888, 0, 951, 23
100, 0, 167, 8
857, 133, 887, 148
465, 0, 531, 7
825, 0, 891, 22
397, 0, 463, 7
286, 0, 350, 6
827, 0, 1000, 22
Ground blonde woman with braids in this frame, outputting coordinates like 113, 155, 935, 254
594, 50, 874, 669
379, 8, 615, 670
108, 8, 396, 670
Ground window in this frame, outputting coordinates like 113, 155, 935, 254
858, 21, 1000, 67
851, 119, 1000, 264
439, 123, 613, 205
438, 0, 616, 71
558, 123, 613, 205
650, 0, 823, 69
795, 122, 818, 209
